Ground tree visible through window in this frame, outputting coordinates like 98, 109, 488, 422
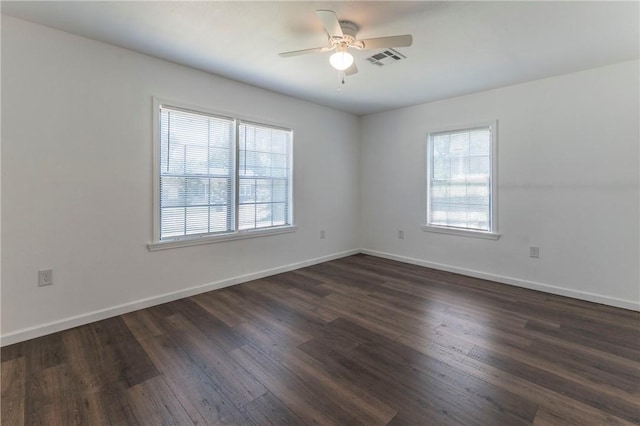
157, 104, 292, 241
427, 124, 496, 234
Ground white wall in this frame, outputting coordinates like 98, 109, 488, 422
360, 60, 640, 309
1, 16, 360, 343
2, 16, 638, 346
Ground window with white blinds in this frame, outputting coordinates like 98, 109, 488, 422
238, 123, 291, 230
159, 107, 235, 239
426, 123, 497, 236
156, 103, 293, 243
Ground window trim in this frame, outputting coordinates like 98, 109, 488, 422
423, 120, 500, 240
149, 97, 295, 250
148, 225, 298, 251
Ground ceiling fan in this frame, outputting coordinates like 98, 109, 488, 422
279, 10, 413, 76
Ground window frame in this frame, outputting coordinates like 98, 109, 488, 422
149, 98, 295, 251
422, 120, 500, 240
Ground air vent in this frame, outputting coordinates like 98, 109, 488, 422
365, 48, 407, 66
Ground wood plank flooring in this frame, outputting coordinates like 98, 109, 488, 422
2, 254, 639, 425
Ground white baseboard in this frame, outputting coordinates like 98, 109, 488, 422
360, 249, 640, 312
3, 247, 637, 346
0, 249, 359, 346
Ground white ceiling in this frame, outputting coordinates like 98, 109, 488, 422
3, 1, 638, 115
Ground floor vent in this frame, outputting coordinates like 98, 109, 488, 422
365, 48, 407, 67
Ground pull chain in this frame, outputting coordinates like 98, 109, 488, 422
337, 70, 346, 93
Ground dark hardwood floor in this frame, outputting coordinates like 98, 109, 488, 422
2, 254, 639, 425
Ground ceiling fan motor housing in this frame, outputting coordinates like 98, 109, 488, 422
337, 22, 365, 49
339, 21, 358, 38
325, 21, 356, 46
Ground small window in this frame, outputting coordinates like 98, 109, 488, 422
424, 122, 498, 239
152, 100, 293, 247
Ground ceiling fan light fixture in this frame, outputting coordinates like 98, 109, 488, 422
329, 49, 354, 71
279, 9, 413, 78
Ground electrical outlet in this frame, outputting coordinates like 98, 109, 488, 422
38, 269, 53, 286
398, 230, 405, 240
529, 246, 540, 258
320, 230, 325, 239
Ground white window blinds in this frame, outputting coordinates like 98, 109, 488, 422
160, 107, 235, 239
427, 126, 494, 232
238, 122, 291, 230
157, 103, 293, 242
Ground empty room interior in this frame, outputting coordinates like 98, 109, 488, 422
1, 1, 639, 425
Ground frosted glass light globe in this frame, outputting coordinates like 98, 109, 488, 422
329, 50, 354, 71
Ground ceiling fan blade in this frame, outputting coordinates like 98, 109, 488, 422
345, 62, 358, 76
316, 10, 343, 38
359, 35, 413, 50
279, 46, 331, 58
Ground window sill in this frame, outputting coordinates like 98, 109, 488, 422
148, 225, 297, 251
421, 225, 500, 240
